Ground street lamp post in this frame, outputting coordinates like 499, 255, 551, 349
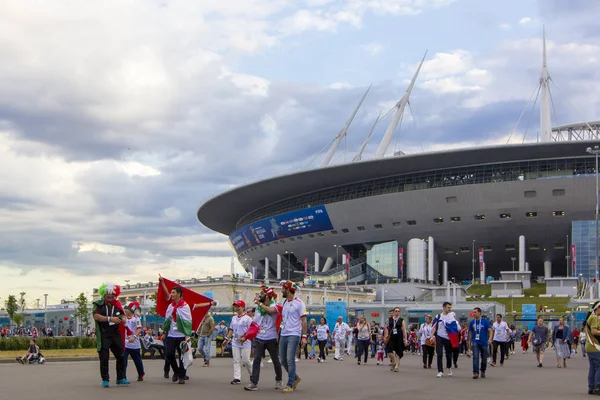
587, 146, 600, 283
511, 257, 516, 272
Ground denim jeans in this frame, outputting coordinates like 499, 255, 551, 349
309, 337, 317, 358
279, 335, 300, 388
198, 336, 212, 361
123, 348, 145, 380
472, 342, 489, 373
251, 338, 282, 385
588, 352, 600, 391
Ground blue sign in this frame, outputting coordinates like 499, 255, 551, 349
325, 301, 347, 333
203, 290, 213, 300
229, 205, 334, 253
522, 304, 537, 316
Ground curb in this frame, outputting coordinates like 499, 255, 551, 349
0, 357, 98, 364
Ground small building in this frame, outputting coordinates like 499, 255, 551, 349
490, 280, 523, 297
500, 271, 532, 289
545, 277, 578, 296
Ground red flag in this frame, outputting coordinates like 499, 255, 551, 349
156, 277, 214, 331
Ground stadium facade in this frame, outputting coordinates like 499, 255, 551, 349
197, 34, 600, 285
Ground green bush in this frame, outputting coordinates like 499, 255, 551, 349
0, 337, 97, 351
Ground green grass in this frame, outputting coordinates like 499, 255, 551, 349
0, 348, 97, 359
467, 283, 570, 314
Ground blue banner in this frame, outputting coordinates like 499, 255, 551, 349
203, 290, 213, 300
229, 205, 334, 254
325, 301, 347, 333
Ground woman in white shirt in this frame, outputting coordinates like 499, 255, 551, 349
316, 317, 331, 362
418, 315, 434, 369
224, 300, 253, 385
356, 316, 371, 365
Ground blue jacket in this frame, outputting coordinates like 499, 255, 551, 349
551, 324, 572, 345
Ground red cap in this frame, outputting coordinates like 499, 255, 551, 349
233, 300, 246, 308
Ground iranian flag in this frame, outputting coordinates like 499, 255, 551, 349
156, 277, 213, 332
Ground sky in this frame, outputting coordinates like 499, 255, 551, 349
1, 0, 599, 307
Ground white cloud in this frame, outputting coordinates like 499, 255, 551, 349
361, 42, 384, 56
499, 23, 511, 30
329, 82, 354, 89
519, 17, 534, 26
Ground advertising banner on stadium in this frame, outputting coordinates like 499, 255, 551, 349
325, 301, 347, 333
398, 247, 404, 279
229, 205, 334, 253
479, 248, 484, 272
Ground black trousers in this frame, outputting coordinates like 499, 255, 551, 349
357, 339, 370, 363
436, 336, 453, 373
165, 337, 186, 379
422, 344, 434, 366
251, 338, 282, 385
98, 331, 125, 381
492, 341, 506, 364
318, 340, 327, 360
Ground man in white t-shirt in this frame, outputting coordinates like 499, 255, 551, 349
491, 314, 510, 366
279, 280, 307, 393
431, 302, 460, 378
332, 316, 352, 361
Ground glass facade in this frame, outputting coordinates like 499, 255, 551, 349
572, 220, 599, 280
237, 157, 596, 228
366, 241, 399, 278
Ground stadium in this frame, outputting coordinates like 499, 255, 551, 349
197, 38, 600, 287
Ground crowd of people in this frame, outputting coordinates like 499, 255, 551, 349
89, 278, 600, 395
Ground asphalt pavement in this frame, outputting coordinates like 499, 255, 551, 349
0, 349, 591, 399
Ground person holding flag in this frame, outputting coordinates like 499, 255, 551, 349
159, 276, 193, 385
92, 282, 128, 388
123, 302, 145, 382
245, 285, 283, 391
431, 301, 461, 378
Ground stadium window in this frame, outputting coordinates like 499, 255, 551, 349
499, 213, 511, 219
459, 246, 470, 252
554, 243, 565, 249
373, 224, 383, 229
446, 196, 458, 203
552, 189, 566, 196
444, 248, 454, 254
525, 211, 537, 217
474, 214, 486, 220
450, 216, 461, 222
289, 238, 295, 241
341, 228, 350, 233
308, 234, 315, 239
317, 232, 325, 237
482, 245, 492, 252
297, 236, 303, 240
552, 211, 565, 217
505, 244, 516, 251
279, 240, 285, 244
524, 190, 536, 198
357, 226, 366, 231
433, 217, 444, 224
528, 243, 540, 250
331, 230, 338, 235
406, 220, 417, 226
392, 221, 402, 227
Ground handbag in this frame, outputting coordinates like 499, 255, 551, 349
425, 338, 435, 347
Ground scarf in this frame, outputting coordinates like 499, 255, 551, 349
258, 299, 276, 316
171, 298, 186, 322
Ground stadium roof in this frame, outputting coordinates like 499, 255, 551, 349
198, 141, 598, 235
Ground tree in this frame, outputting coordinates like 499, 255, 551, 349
13, 313, 24, 327
74, 292, 91, 335
6, 295, 18, 324
19, 292, 26, 312
148, 292, 159, 318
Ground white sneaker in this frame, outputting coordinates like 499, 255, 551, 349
340, 357, 344, 361
436, 372, 443, 378
295, 358, 299, 362
260, 362, 264, 368
447, 369, 453, 377
267, 359, 273, 364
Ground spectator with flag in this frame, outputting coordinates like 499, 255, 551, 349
158, 276, 193, 385
432, 301, 461, 378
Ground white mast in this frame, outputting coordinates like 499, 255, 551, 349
374, 51, 427, 158
353, 111, 381, 162
539, 26, 552, 142
321, 84, 371, 167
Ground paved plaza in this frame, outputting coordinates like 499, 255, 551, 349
0, 351, 592, 399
